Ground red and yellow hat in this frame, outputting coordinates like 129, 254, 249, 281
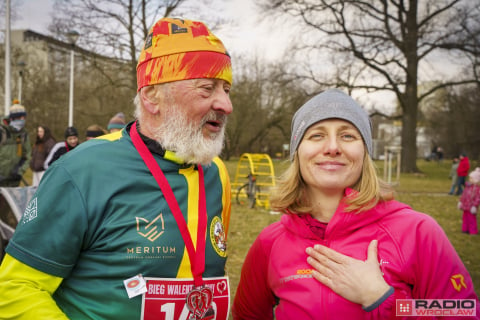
136, 18, 232, 91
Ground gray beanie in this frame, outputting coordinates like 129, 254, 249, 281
290, 89, 372, 160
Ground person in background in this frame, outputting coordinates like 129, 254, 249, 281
44, 126, 79, 169
436, 146, 444, 163
233, 89, 479, 319
429, 145, 438, 161
0, 17, 233, 320
29, 125, 56, 187
456, 153, 471, 196
458, 167, 480, 235
0, 100, 31, 187
448, 157, 460, 195
107, 112, 126, 133
85, 124, 107, 140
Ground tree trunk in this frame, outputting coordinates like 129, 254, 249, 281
400, 0, 420, 173
401, 90, 419, 173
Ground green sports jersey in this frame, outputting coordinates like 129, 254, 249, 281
6, 124, 231, 319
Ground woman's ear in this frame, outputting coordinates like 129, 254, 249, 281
140, 86, 160, 114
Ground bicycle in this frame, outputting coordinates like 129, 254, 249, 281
236, 173, 260, 209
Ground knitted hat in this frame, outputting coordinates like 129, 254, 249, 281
86, 124, 107, 138
107, 112, 126, 131
469, 168, 480, 184
9, 100, 26, 119
290, 89, 372, 161
136, 17, 232, 91
64, 126, 79, 138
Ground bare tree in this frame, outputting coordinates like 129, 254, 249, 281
49, 0, 190, 91
225, 56, 308, 159
426, 85, 480, 160
0, 0, 22, 29
257, 0, 480, 172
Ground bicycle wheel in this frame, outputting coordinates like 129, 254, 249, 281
236, 183, 250, 206
236, 183, 259, 209
247, 183, 260, 209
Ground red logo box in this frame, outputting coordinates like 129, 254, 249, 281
396, 299, 413, 316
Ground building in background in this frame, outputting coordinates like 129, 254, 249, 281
0, 29, 132, 141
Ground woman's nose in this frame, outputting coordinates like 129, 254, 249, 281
324, 136, 340, 155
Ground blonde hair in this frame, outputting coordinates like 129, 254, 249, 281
269, 151, 394, 214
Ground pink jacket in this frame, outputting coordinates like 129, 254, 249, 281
459, 182, 480, 212
233, 194, 480, 319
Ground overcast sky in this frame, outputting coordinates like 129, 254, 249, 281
8, 0, 396, 109
11, 0, 464, 110
10, 0, 288, 62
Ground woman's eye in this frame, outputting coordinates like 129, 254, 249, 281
308, 133, 324, 139
342, 133, 357, 140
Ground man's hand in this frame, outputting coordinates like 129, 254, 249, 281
306, 239, 391, 308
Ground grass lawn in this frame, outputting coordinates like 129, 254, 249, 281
225, 158, 480, 309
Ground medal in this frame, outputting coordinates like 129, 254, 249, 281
186, 286, 215, 319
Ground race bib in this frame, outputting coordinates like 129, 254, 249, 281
140, 277, 230, 320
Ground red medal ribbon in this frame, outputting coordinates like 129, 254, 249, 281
130, 121, 207, 287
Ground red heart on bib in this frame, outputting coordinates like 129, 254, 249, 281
216, 280, 227, 294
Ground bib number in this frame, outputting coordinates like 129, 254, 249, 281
140, 277, 229, 320
160, 301, 218, 320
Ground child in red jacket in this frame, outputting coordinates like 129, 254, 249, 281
458, 167, 480, 234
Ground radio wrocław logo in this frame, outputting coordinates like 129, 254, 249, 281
396, 299, 476, 317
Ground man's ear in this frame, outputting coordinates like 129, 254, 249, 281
140, 86, 160, 114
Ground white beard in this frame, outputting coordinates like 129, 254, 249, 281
151, 104, 226, 165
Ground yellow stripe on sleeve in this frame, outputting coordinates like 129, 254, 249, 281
0, 254, 68, 319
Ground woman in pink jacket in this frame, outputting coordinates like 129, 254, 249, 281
233, 89, 479, 319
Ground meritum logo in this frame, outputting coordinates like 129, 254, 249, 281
136, 213, 165, 242
396, 299, 476, 317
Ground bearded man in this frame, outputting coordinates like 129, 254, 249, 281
0, 17, 233, 320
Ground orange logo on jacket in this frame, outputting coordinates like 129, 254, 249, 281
450, 274, 467, 292
296, 269, 313, 275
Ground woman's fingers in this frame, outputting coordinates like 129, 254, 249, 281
366, 239, 379, 265
309, 243, 351, 264
306, 240, 390, 306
